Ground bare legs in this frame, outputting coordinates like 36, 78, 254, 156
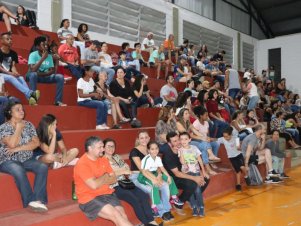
97, 204, 133, 226
0, 6, 17, 32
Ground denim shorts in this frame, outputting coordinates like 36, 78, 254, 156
79, 193, 121, 221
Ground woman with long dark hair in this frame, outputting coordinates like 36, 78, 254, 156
15, 5, 37, 28
34, 114, 79, 169
77, 23, 90, 42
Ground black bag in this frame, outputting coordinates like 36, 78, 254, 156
118, 175, 136, 190
112, 156, 136, 189
131, 119, 142, 128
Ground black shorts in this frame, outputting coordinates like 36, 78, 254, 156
248, 154, 259, 165
229, 153, 245, 173
79, 193, 121, 221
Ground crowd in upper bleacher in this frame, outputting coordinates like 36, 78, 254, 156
0, 3, 301, 226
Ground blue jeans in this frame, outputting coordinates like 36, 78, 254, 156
247, 96, 259, 110
229, 88, 241, 100
119, 100, 137, 119
272, 156, 284, 174
78, 99, 108, 125
0, 96, 19, 124
91, 66, 115, 85
0, 159, 48, 207
286, 128, 300, 144
128, 59, 140, 71
27, 72, 64, 103
130, 173, 171, 217
2, 73, 33, 99
66, 64, 84, 79
190, 140, 220, 164
187, 172, 204, 209
212, 119, 229, 138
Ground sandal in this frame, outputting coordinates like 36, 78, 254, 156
120, 117, 131, 123
208, 156, 221, 163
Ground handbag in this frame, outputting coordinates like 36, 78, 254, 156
112, 156, 136, 190
118, 174, 136, 190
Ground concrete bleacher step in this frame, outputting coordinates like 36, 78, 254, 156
6, 83, 78, 106
0, 200, 139, 226
0, 167, 74, 213
61, 127, 156, 155
23, 105, 160, 130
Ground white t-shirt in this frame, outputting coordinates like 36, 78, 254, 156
193, 119, 209, 141
247, 83, 258, 97
77, 78, 95, 102
98, 52, 113, 68
217, 137, 241, 158
142, 38, 155, 50
160, 84, 178, 106
0, 75, 4, 93
141, 154, 163, 172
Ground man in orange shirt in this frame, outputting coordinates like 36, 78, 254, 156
58, 34, 84, 79
163, 34, 179, 64
74, 136, 133, 226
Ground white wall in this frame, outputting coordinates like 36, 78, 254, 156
38, 0, 258, 71
256, 33, 301, 93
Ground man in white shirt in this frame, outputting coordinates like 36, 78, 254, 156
142, 32, 156, 52
160, 75, 178, 106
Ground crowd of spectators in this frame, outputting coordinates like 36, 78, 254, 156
0, 6, 299, 226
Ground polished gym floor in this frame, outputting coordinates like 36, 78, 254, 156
166, 166, 301, 226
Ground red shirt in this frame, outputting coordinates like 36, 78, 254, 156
58, 43, 79, 64
206, 99, 219, 120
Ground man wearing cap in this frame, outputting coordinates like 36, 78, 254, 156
142, 32, 156, 53
58, 34, 84, 79
81, 40, 115, 85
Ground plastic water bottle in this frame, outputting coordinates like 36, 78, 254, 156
72, 181, 78, 200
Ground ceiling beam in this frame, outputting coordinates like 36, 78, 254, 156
239, 0, 274, 38
260, 0, 301, 11
273, 27, 301, 37
268, 13, 301, 24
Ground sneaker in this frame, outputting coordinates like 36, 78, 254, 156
161, 212, 171, 221
265, 177, 283, 184
167, 211, 174, 220
31, 90, 40, 102
280, 173, 290, 179
173, 204, 186, 215
245, 177, 251, 186
28, 97, 37, 106
268, 170, 280, 178
236, 184, 242, 191
112, 124, 122, 129
54, 101, 67, 107
64, 75, 72, 81
192, 207, 198, 216
120, 117, 131, 123
53, 161, 63, 169
96, 125, 109, 130
101, 124, 110, 129
28, 201, 48, 212
152, 206, 160, 218
199, 207, 205, 217
172, 197, 184, 206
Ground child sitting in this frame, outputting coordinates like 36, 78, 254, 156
118, 51, 141, 82
217, 127, 250, 191
138, 141, 183, 217
178, 132, 207, 217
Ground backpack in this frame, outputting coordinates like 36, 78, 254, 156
248, 164, 263, 186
